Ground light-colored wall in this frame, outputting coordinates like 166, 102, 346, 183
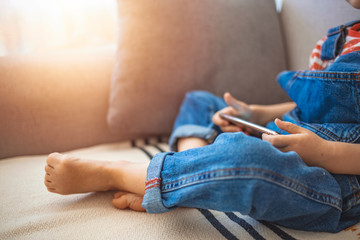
0, 0, 117, 56
280, 0, 360, 70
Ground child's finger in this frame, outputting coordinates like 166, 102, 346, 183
274, 118, 309, 134
222, 105, 241, 116
212, 113, 230, 126
223, 92, 252, 119
212, 107, 238, 126
221, 125, 243, 133
224, 92, 243, 110
262, 134, 291, 148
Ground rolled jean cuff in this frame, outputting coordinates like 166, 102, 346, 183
168, 124, 219, 151
142, 152, 175, 213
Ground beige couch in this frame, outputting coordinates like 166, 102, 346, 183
0, 0, 359, 239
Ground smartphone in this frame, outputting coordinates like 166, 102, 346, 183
219, 113, 279, 136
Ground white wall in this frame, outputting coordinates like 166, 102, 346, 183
0, 0, 117, 56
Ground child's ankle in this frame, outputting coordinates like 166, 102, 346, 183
177, 137, 208, 151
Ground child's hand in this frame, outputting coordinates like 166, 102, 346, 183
262, 119, 330, 168
212, 92, 254, 133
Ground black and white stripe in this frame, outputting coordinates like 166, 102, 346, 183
132, 138, 297, 240
131, 140, 154, 159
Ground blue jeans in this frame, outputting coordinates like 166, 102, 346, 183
142, 91, 360, 232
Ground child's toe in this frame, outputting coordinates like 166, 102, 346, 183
112, 192, 145, 212
45, 165, 54, 174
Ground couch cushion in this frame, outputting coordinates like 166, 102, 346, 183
107, 0, 288, 137
280, 0, 360, 70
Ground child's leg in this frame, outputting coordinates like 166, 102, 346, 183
45, 133, 353, 231
142, 132, 346, 232
169, 91, 227, 151
45, 91, 224, 210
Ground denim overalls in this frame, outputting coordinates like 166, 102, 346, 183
142, 21, 360, 232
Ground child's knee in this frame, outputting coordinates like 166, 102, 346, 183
214, 132, 265, 155
185, 90, 214, 99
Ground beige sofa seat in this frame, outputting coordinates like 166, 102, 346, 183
1, 140, 360, 240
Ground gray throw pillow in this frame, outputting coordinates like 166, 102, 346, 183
108, 0, 287, 137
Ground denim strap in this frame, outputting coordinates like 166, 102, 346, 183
321, 19, 360, 60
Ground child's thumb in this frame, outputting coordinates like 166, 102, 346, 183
224, 92, 239, 107
223, 92, 251, 118
274, 118, 306, 134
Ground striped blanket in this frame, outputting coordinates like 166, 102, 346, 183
0, 138, 359, 240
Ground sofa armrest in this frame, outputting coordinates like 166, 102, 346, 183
0, 47, 135, 159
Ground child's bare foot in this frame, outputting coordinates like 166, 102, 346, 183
44, 153, 123, 194
44, 153, 148, 195
112, 192, 145, 212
